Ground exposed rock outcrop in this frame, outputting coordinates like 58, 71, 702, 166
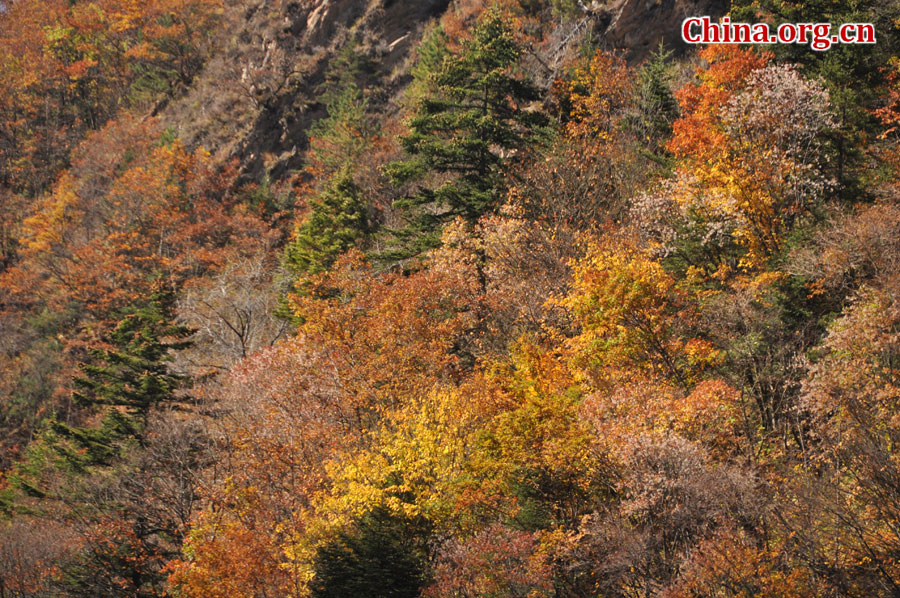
164, 0, 450, 184
601, 0, 728, 60
163, 0, 725, 186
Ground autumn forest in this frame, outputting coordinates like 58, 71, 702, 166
2, 0, 900, 596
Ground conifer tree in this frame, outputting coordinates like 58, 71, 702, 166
282, 167, 370, 277
383, 7, 549, 260
307, 38, 378, 178
3, 288, 195, 595
403, 23, 450, 107
310, 508, 429, 598
279, 41, 376, 310
73, 288, 189, 413
634, 43, 678, 153
54, 287, 191, 467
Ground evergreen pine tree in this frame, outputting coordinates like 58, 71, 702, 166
403, 23, 450, 107
278, 40, 377, 314
73, 288, 189, 413
306, 81, 371, 175
310, 508, 430, 598
4, 288, 195, 596
382, 7, 549, 261
318, 36, 374, 107
282, 167, 370, 277
55, 286, 191, 467
634, 42, 678, 153
307, 37, 378, 176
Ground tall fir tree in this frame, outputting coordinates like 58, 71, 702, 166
53, 286, 191, 470
306, 37, 379, 178
382, 7, 549, 261
403, 23, 450, 107
3, 287, 195, 595
282, 167, 370, 277
72, 288, 189, 414
634, 42, 678, 154
279, 40, 378, 318
280, 76, 374, 283
310, 508, 430, 598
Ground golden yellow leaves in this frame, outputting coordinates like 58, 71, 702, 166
562, 241, 720, 387
318, 389, 478, 529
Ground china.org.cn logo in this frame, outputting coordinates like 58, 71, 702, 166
682, 16, 876, 51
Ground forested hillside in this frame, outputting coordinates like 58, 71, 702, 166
2, 0, 900, 596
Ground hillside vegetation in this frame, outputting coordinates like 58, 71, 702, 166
2, 0, 900, 596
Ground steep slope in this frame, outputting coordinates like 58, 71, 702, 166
163, 0, 726, 184
601, 0, 729, 60
162, 0, 451, 184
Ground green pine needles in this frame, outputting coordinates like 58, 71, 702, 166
72, 289, 190, 418
382, 7, 549, 261
282, 167, 370, 277
41, 288, 189, 476
280, 37, 376, 298
2, 287, 191, 513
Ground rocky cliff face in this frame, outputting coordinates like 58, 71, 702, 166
600, 0, 728, 60
164, 0, 725, 185
164, 0, 449, 184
